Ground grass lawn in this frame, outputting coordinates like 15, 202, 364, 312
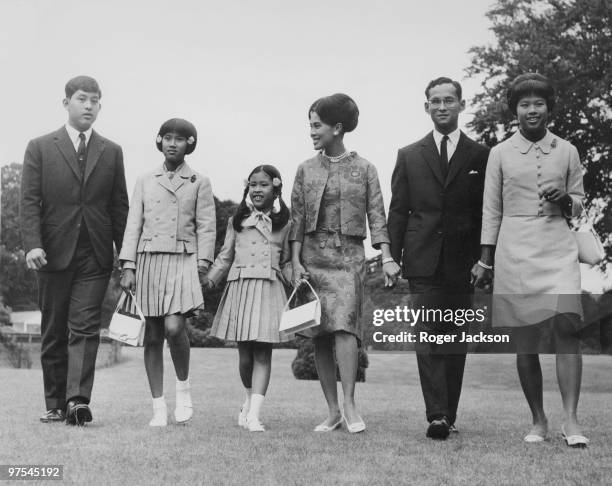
1, 349, 611, 485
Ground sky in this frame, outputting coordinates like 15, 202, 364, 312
0, 0, 608, 290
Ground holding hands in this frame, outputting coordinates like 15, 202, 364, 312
470, 262, 493, 292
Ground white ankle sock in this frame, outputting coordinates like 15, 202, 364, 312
247, 393, 265, 421
176, 378, 192, 407
152, 396, 167, 409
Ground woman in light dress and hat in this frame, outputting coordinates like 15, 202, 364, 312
120, 118, 216, 427
473, 74, 589, 447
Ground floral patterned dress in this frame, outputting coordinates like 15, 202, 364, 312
298, 156, 367, 341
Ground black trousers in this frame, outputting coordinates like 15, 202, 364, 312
408, 256, 471, 425
37, 236, 110, 410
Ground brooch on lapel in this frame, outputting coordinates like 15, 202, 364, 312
191, 175, 196, 183
551, 139, 557, 149
469, 170, 479, 175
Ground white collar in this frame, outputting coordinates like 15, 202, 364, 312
433, 127, 461, 147
65, 123, 93, 147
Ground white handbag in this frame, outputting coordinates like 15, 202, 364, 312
108, 291, 146, 346
279, 280, 321, 334
573, 227, 605, 265
571, 201, 605, 265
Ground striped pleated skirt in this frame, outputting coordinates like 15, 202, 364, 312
129, 252, 203, 317
211, 278, 290, 343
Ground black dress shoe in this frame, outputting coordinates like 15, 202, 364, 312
40, 409, 65, 423
426, 417, 450, 440
65, 400, 92, 426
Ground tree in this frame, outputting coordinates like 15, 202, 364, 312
1, 163, 38, 309
466, 0, 612, 263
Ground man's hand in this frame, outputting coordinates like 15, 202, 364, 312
25, 248, 47, 270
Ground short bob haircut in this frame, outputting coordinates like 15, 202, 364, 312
309, 93, 359, 133
507, 73, 555, 115
156, 118, 198, 154
425, 77, 463, 101
65, 75, 101, 99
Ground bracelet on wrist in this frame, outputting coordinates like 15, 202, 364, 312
477, 260, 493, 271
382, 257, 395, 265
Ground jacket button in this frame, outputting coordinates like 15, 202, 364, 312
251, 253, 255, 256
157, 200, 161, 203
250, 264, 255, 268
263, 240, 268, 244
154, 234, 158, 237
170, 235, 174, 239
437, 230, 443, 235
252, 241, 256, 245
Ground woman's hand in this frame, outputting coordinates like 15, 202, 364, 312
382, 260, 401, 288
539, 184, 570, 205
470, 263, 493, 292
120, 269, 136, 293
291, 261, 310, 288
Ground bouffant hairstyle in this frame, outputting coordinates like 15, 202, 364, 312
507, 73, 556, 115
233, 165, 290, 232
65, 75, 101, 99
424, 77, 462, 100
308, 93, 359, 133
156, 118, 198, 154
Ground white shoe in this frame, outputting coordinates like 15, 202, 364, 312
246, 416, 265, 432
175, 379, 193, 424
149, 401, 168, 427
314, 416, 343, 432
238, 407, 249, 429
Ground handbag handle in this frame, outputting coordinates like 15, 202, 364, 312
115, 290, 146, 322
284, 279, 320, 311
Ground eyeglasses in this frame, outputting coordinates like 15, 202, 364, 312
428, 97, 458, 107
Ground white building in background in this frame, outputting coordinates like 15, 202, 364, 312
9, 311, 41, 334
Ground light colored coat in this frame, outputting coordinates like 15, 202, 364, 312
119, 162, 216, 263
481, 130, 584, 326
208, 216, 292, 286
289, 152, 390, 247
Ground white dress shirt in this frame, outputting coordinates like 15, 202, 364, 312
65, 124, 93, 152
433, 127, 461, 162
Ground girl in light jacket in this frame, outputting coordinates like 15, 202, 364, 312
206, 165, 292, 432
120, 118, 216, 426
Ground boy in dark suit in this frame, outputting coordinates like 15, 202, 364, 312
387, 77, 489, 439
20, 75, 129, 425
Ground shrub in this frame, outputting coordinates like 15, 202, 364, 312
291, 336, 368, 382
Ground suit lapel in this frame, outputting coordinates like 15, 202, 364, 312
309, 155, 330, 203
83, 131, 106, 185
420, 133, 444, 186
54, 127, 82, 182
444, 132, 473, 188
172, 162, 194, 192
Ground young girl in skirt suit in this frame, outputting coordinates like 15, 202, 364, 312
119, 119, 216, 426
206, 165, 291, 432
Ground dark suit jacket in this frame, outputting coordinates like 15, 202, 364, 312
20, 126, 129, 272
388, 131, 489, 284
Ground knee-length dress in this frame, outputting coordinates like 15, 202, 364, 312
290, 152, 390, 341
481, 131, 584, 327
209, 214, 292, 343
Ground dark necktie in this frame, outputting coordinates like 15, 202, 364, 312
439, 135, 449, 179
77, 132, 87, 174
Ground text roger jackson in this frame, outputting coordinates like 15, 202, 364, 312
372, 331, 510, 344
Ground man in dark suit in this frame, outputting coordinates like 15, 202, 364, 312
388, 77, 489, 439
20, 75, 129, 425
